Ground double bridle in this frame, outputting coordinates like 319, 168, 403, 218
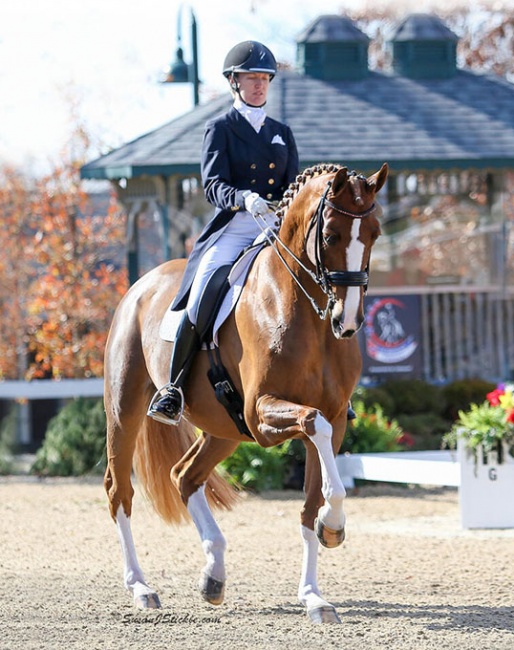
255, 179, 376, 320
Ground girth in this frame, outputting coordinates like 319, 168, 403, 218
194, 264, 253, 440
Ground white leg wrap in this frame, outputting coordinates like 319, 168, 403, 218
115, 505, 155, 600
298, 525, 331, 610
310, 413, 346, 531
187, 485, 226, 582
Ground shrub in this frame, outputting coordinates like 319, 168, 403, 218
0, 406, 16, 475
395, 413, 449, 450
31, 397, 106, 476
353, 385, 395, 415
441, 378, 496, 421
443, 382, 514, 458
219, 440, 293, 492
341, 400, 406, 454
379, 379, 445, 416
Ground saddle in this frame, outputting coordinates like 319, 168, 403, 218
195, 265, 254, 440
159, 239, 267, 440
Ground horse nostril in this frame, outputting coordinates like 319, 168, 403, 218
341, 329, 355, 339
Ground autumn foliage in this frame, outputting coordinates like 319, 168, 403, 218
0, 159, 128, 380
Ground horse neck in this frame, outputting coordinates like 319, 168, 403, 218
268, 198, 331, 335
277, 190, 316, 260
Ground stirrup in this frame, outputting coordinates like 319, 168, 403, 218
147, 384, 184, 426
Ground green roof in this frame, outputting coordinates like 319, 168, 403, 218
81, 14, 514, 181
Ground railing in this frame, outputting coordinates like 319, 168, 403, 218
368, 285, 514, 383
0, 378, 104, 399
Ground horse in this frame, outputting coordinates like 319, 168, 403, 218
103, 162, 388, 624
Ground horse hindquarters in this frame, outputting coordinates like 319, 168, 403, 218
103, 264, 239, 608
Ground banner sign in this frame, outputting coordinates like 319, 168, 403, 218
359, 294, 422, 382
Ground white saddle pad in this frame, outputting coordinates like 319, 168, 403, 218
159, 232, 269, 345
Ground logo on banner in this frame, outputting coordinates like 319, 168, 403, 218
365, 298, 418, 363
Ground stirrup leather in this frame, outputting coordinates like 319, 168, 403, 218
147, 383, 184, 426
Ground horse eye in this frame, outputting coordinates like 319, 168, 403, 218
324, 233, 338, 246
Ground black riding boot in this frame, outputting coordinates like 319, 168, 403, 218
147, 313, 200, 425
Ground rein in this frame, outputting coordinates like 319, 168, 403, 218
254, 179, 375, 320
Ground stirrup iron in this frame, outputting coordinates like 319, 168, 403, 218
147, 383, 184, 426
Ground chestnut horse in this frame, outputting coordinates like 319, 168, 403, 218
103, 162, 388, 623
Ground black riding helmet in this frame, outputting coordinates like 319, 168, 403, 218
223, 41, 277, 80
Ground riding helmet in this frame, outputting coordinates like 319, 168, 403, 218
222, 41, 277, 80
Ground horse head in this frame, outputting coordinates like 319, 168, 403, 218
321, 164, 387, 338
279, 163, 388, 339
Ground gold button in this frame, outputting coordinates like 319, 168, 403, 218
269, 163, 275, 169
268, 179, 275, 185
250, 163, 257, 169
266, 193, 273, 199
250, 179, 256, 184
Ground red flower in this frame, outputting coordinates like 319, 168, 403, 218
506, 409, 514, 424
487, 389, 504, 406
398, 432, 416, 447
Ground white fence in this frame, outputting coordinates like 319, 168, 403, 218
0, 379, 104, 446
0, 378, 104, 400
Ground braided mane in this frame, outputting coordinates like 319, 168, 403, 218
275, 163, 344, 220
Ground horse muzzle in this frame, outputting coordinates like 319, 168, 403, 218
330, 299, 363, 339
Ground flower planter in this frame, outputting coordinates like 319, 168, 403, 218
458, 438, 514, 529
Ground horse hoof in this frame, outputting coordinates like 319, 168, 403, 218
199, 573, 225, 606
308, 605, 341, 624
315, 517, 345, 548
134, 592, 161, 609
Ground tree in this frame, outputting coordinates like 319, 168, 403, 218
0, 128, 128, 380
351, 2, 514, 80
0, 166, 35, 380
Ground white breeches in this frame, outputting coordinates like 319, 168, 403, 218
186, 210, 276, 324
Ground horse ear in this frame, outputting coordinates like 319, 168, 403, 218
367, 163, 388, 193
330, 167, 348, 195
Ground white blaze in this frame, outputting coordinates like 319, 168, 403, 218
342, 219, 365, 329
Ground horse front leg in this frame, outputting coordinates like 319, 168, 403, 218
298, 440, 342, 623
256, 395, 346, 624
256, 394, 346, 544
171, 432, 239, 606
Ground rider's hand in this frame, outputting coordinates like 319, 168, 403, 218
243, 191, 268, 217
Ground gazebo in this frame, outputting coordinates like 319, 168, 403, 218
81, 13, 514, 382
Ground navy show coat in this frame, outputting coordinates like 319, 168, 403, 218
172, 106, 299, 310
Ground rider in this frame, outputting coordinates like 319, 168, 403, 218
148, 40, 300, 425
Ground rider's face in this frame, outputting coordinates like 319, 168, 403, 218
234, 72, 271, 107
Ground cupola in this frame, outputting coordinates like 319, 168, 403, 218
389, 13, 459, 79
296, 15, 370, 81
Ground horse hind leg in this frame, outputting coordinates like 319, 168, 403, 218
104, 393, 162, 609
171, 432, 240, 606
114, 504, 161, 609
104, 469, 161, 609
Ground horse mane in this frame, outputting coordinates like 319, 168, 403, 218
275, 163, 345, 220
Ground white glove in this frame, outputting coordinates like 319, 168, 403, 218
243, 192, 269, 217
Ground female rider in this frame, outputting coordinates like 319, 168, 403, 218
148, 41, 300, 425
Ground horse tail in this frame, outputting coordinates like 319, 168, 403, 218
132, 415, 238, 525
